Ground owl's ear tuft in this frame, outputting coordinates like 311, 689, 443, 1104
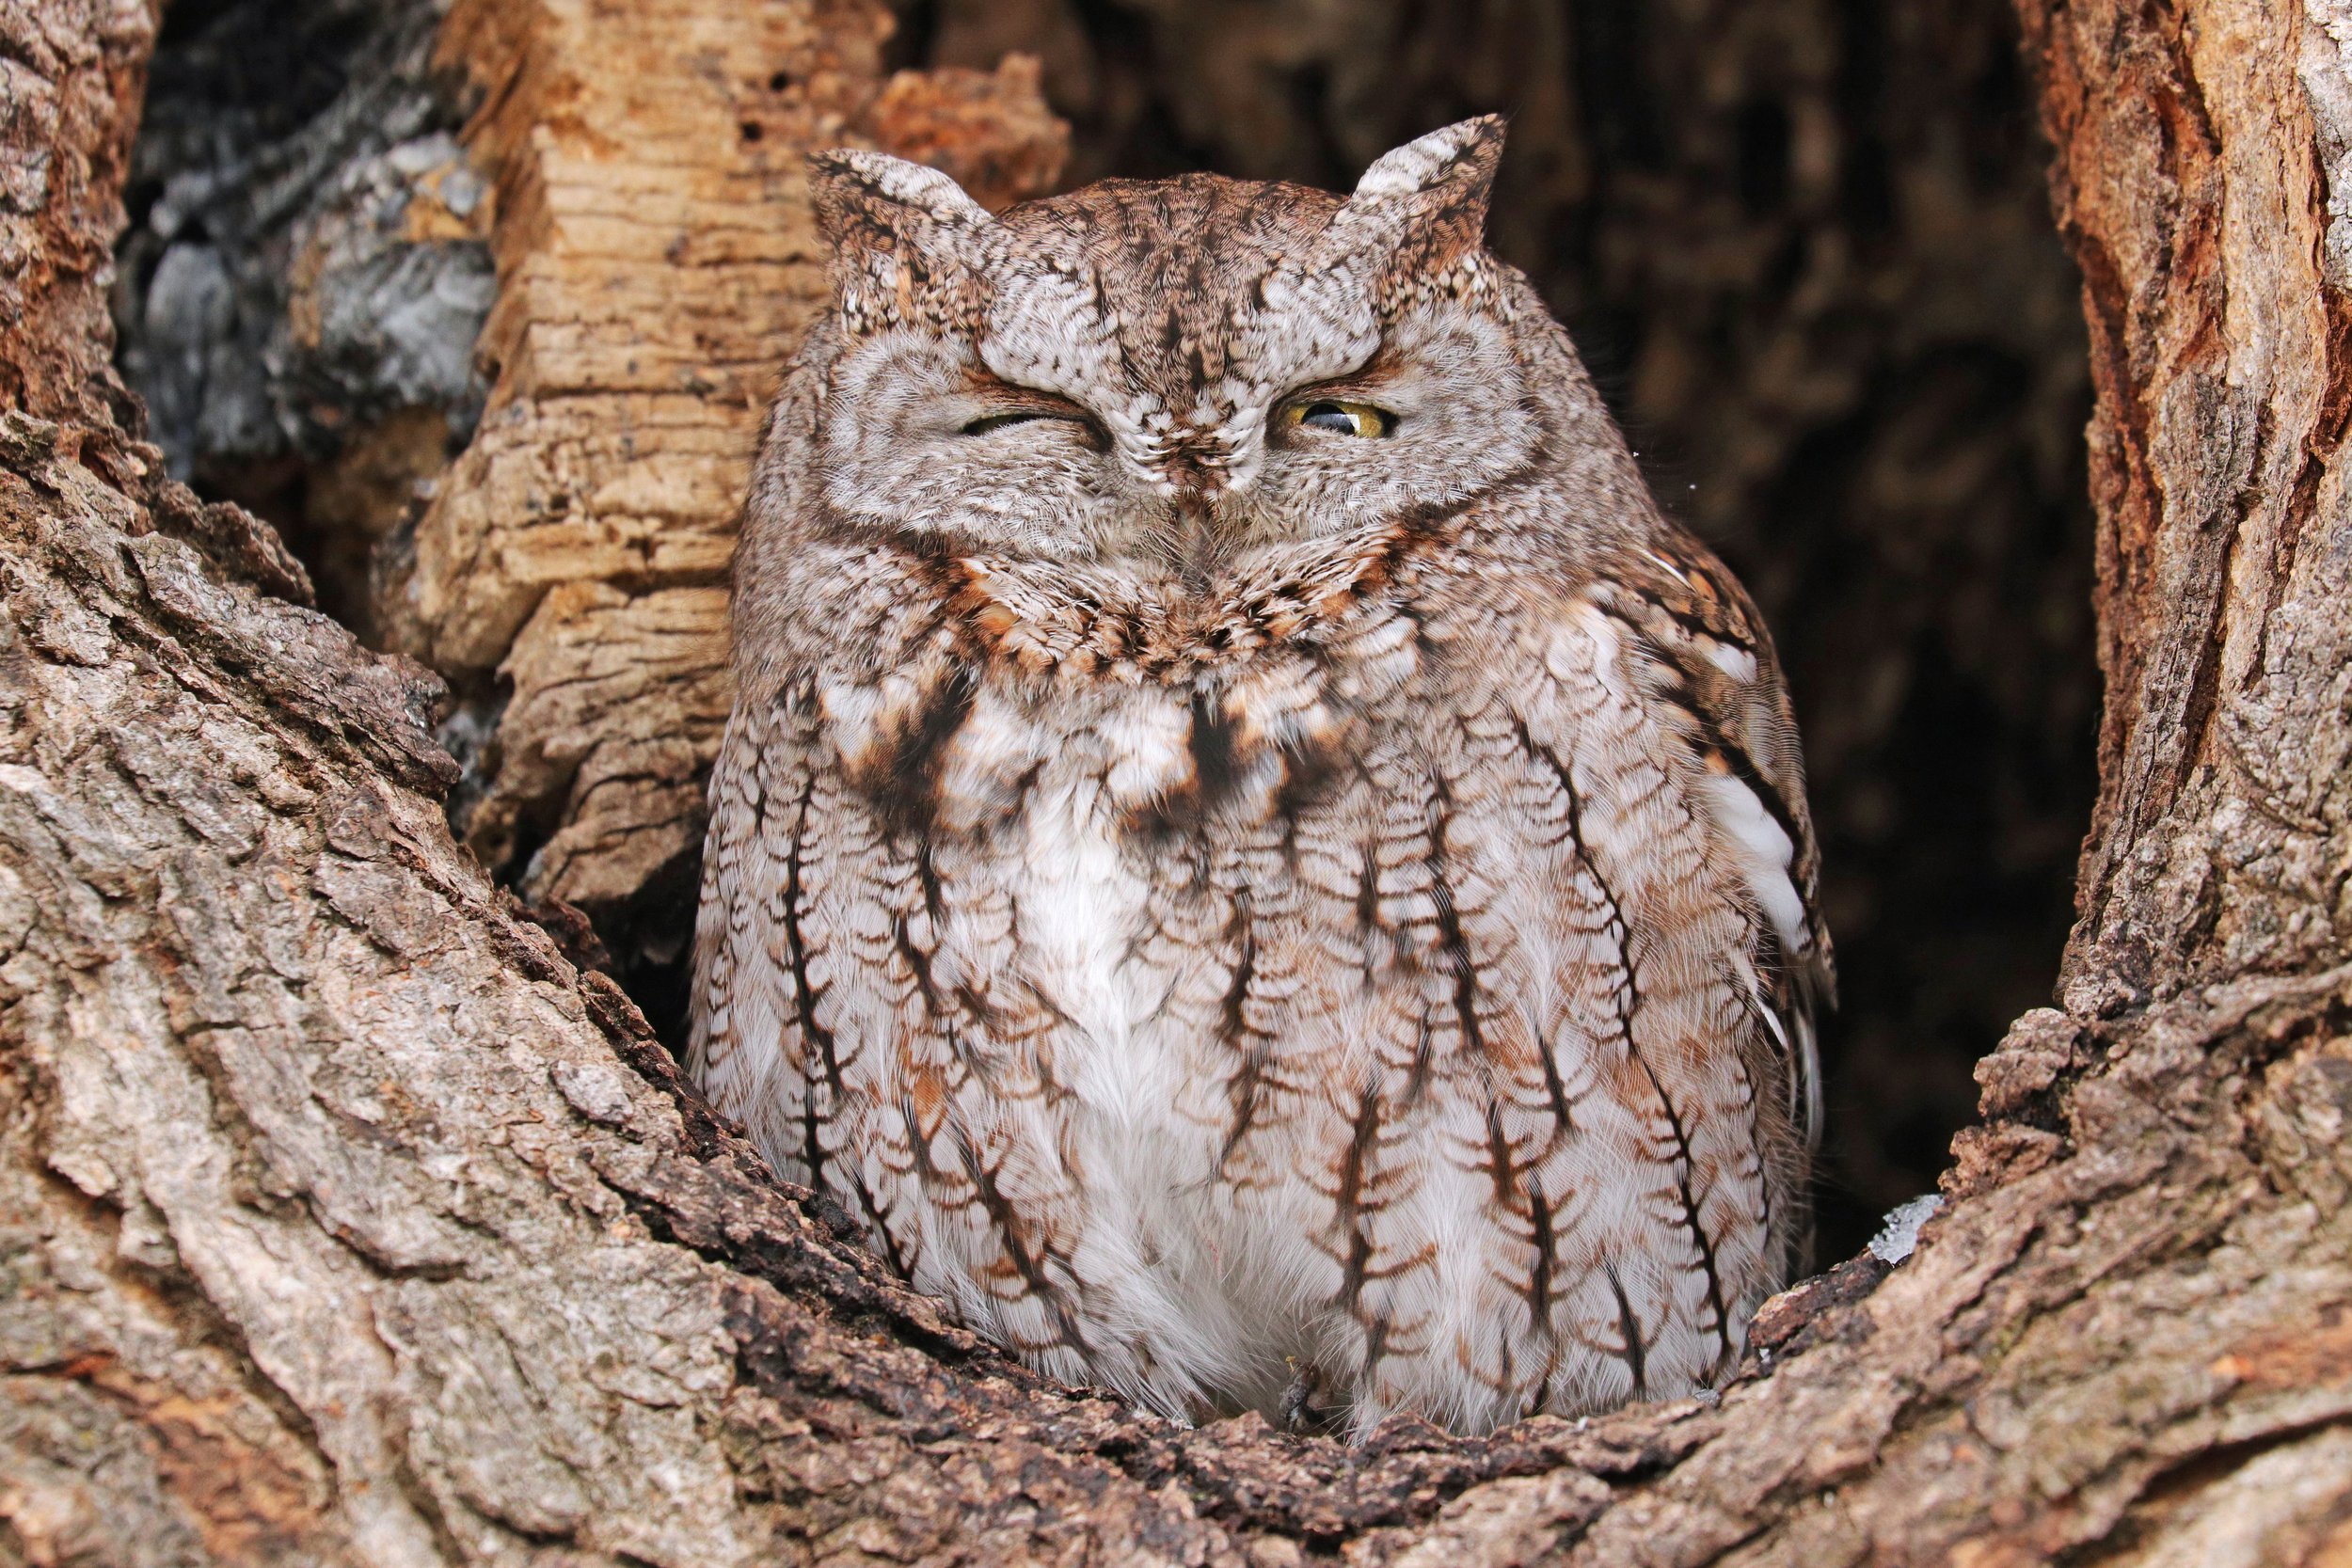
808, 149, 994, 243
1351, 117, 1505, 210
808, 150, 993, 331
1334, 117, 1504, 277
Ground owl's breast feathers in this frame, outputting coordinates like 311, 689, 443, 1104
814, 513, 1442, 835
691, 503, 1831, 1435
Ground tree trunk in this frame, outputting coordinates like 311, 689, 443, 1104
2, 2, 2348, 1565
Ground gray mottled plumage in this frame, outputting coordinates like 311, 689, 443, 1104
690, 119, 1832, 1437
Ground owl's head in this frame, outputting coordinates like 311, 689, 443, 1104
804, 118, 1556, 570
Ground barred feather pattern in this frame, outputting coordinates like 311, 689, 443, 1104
691, 120, 1831, 1438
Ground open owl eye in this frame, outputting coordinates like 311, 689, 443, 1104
1281, 399, 1395, 438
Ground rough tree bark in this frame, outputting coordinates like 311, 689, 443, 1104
1, 2, 2348, 1567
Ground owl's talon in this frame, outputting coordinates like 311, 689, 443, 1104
1279, 1359, 1323, 1432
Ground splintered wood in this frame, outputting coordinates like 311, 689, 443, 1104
384, 0, 1065, 942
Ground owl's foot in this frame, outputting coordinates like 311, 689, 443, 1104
1278, 1358, 1325, 1433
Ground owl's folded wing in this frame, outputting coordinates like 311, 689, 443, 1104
1582, 534, 1836, 1153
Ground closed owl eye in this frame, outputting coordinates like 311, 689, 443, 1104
1279, 398, 1395, 438
959, 394, 1104, 446
961, 410, 1058, 436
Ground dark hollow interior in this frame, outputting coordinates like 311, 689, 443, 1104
118, 0, 2097, 1266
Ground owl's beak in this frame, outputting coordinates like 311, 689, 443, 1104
1173, 506, 1218, 592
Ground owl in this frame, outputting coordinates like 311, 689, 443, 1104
689, 118, 1832, 1439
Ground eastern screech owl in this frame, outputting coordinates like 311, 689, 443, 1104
690, 118, 1832, 1439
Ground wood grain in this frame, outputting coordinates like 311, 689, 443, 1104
381, 0, 1066, 974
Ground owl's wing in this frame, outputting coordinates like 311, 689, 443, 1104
688, 677, 818, 1168
1587, 533, 1836, 1151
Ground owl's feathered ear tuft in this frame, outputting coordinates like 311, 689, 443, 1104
807, 150, 994, 331
1333, 117, 1505, 280
1351, 117, 1505, 209
809, 150, 993, 241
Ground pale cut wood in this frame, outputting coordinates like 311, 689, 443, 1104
378, 0, 1066, 963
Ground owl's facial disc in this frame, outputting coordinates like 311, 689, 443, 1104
1192, 290, 1537, 551
816, 293, 1534, 565
808, 117, 1538, 567
817, 334, 1133, 559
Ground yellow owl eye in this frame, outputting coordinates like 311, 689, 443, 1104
1283, 399, 1394, 438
